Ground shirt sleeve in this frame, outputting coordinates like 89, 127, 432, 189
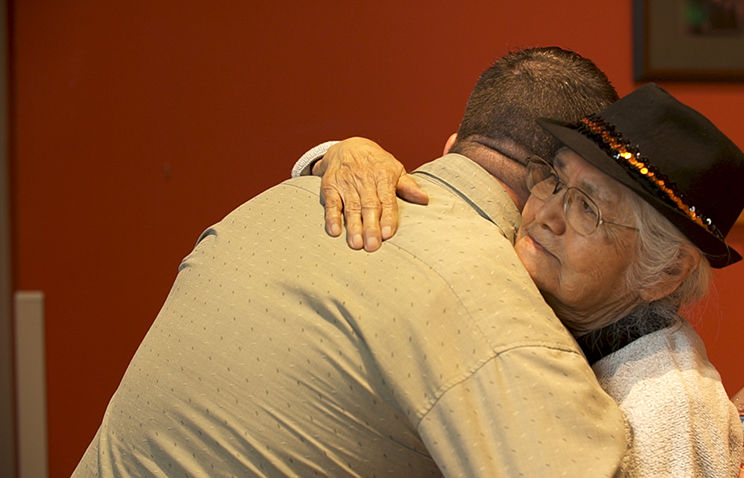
291, 141, 339, 178
417, 346, 627, 477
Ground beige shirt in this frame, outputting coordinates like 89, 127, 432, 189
73, 154, 626, 477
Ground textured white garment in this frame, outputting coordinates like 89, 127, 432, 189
592, 319, 743, 477
291, 140, 338, 177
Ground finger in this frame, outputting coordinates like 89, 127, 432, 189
361, 207, 382, 252
354, 179, 381, 251
342, 194, 364, 250
396, 175, 429, 205
336, 175, 364, 249
321, 187, 344, 237
377, 182, 399, 241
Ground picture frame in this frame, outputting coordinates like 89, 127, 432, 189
634, 0, 744, 81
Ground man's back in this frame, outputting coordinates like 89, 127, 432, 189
73, 154, 625, 477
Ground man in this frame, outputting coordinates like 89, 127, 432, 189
299, 48, 618, 253
73, 47, 626, 477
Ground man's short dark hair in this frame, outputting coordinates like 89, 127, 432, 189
451, 47, 619, 161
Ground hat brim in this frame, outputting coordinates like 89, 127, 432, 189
536, 117, 741, 268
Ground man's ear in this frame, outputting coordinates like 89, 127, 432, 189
443, 133, 457, 155
639, 244, 701, 302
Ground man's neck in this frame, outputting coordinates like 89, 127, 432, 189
453, 138, 532, 212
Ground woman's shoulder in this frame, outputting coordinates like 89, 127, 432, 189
596, 321, 741, 477
592, 319, 722, 405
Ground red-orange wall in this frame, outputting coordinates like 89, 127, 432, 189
10, 1, 744, 476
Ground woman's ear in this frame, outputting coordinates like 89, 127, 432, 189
443, 133, 457, 155
639, 244, 701, 302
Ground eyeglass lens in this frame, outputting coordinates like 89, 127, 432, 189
527, 159, 601, 235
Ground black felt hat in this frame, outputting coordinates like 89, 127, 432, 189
537, 83, 744, 268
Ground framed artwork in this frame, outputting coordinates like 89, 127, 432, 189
634, 0, 744, 81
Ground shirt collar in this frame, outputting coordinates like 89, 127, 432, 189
412, 153, 521, 241
577, 312, 677, 365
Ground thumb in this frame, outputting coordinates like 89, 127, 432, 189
396, 175, 429, 205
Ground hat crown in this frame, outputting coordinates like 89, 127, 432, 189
537, 83, 744, 267
597, 84, 744, 238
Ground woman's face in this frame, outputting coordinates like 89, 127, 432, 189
514, 149, 640, 336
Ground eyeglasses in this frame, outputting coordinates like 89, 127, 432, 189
526, 156, 639, 236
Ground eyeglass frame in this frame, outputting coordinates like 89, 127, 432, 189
525, 156, 639, 236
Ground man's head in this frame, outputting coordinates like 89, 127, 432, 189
451, 47, 618, 162
446, 48, 617, 209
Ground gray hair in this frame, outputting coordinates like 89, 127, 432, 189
624, 192, 713, 326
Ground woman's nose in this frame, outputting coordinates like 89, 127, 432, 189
534, 190, 567, 235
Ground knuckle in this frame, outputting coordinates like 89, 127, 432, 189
361, 198, 381, 209
345, 200, 362, 213
377, 191, 397, 205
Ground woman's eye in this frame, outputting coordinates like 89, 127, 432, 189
579, 198, 597, 218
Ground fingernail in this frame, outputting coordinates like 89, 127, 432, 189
352, 234, 363, 249
330, 223, 341, 236
381, 226, 392, 239
366, 236, 379, 251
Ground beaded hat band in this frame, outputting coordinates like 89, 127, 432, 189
575, 115, 722, 240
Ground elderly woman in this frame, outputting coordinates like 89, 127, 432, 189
296, 84, 744, 477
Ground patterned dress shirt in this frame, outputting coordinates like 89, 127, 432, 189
73, 154, 626, 477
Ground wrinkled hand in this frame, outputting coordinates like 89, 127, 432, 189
313, 137, 429, 251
